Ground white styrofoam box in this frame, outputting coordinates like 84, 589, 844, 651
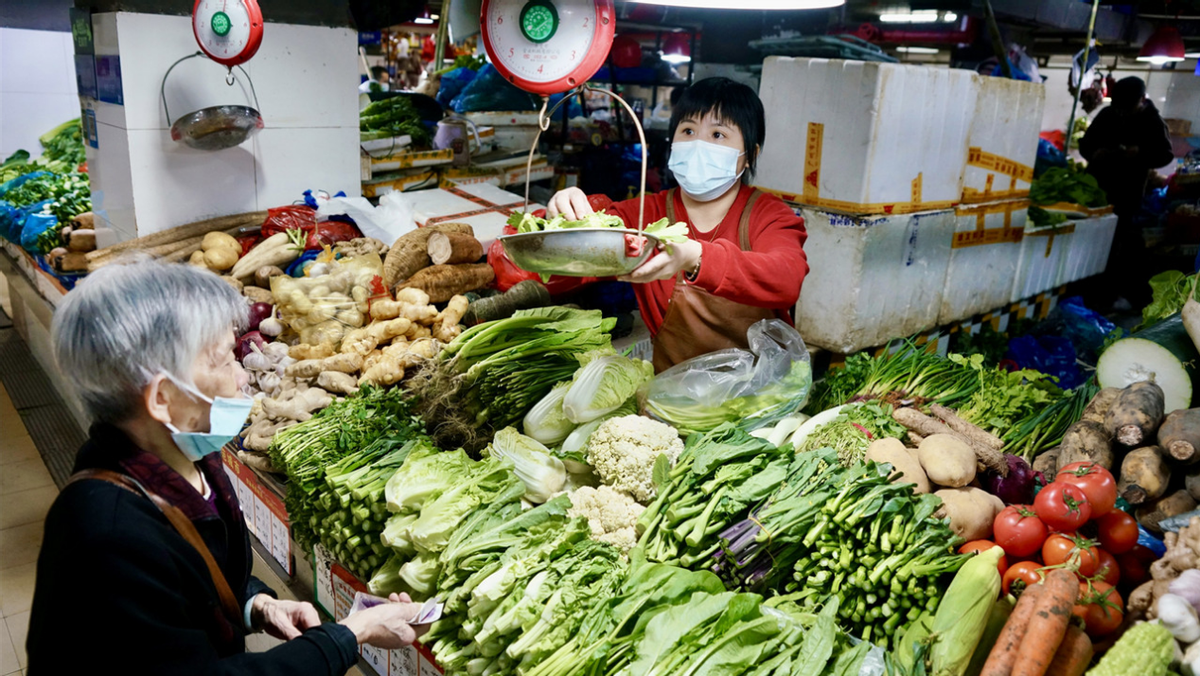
1062, 213, 1118, 284
465, 111, 541, 126
126, 128, 258, 236
757, 57, 976, 215
962, 77, 1045, 204
0, 28, 80, 158
1011, 224, 1074, 303
794, 207, 956, 354
252, 127, 363, 207
403, 183, 543, 250
939, 200, 1028, 325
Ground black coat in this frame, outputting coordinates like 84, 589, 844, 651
25, 424, 360, 676
1079, 100, 1175, 216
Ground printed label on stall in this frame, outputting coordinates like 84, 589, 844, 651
221, 448, 292, 575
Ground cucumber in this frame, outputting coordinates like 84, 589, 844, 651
1097, 314, 1198, 413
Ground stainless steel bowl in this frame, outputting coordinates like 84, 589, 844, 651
500, 228, 661, 277
170, 105, 263, 151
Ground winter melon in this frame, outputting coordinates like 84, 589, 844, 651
1097, 314, 1198, 414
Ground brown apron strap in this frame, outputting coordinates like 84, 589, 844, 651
67, 468, 244, 628
737, 189, 766, 252
665, 188, 677, 224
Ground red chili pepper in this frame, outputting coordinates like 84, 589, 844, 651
850, 423, 874, 440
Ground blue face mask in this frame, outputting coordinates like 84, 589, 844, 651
668, 140, 745, 202
162, 375, 253, 462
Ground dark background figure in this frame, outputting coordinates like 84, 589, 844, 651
1079, 76, 1175, 311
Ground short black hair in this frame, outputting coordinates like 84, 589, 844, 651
1110, 76, 1146, 108
669, 77, 766, 178
371, 65, 389, 79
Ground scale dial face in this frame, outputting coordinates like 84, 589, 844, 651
192, 0, 264, 68
481, 0, 615, 95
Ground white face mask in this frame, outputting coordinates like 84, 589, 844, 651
161, 373, 252, 462
668, 140, 745, 202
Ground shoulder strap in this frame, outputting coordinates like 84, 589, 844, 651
665, 188, 678, 224
737, 189, 766, 252
67, 469, 243, 628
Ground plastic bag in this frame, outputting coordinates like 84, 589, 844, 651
436, 67, 478, 108
450, 64, 538, 113
645, 320, 813, 436
270, 253, 387, 347
1005, 335, 1084, 390
316, 192, 414, 245
261, 205, 317, 238
19, 209, 58, 253
1057, 295, 1117, 363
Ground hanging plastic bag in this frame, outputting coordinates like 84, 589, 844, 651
450, 64, 538, 113
436, 67, 478, 108
19, 209, 58, 253
261, 205, 317, 238
644, 319, 813, 436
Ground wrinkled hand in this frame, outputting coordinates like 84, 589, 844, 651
618, 240, 702, 284
339, 593, 428, 649
252, 595, 321, 641
546, 187, 594, 221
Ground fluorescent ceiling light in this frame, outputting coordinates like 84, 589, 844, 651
630, 0, 842, 9
897, 46, 939, 54
431, 13, 440, 19
880, 10, 956, 22
1186, 52, 1200, 58
1138, 54, 1183, 65
414, 17, 435, 23
660, 52, 692, 64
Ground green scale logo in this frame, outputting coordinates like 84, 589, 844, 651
519, 0, 558, 43
211, 10, 232, 37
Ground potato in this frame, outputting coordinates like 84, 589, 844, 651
935, 487, 1000, 541
918, 434, 977, 488
202, 231, 240, 251
204, 246, 240, 272
1032, 447, 1062, 477
188, 250, 207, 267
865, 438, 930, 494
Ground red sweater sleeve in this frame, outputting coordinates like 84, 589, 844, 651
692, 195, 808, 310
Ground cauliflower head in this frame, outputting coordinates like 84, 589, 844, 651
567, 485, 645, 553
585, 414, 684, 503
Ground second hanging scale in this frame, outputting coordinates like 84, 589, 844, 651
484, 0, 658, 277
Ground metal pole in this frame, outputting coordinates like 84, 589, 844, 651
982, 0, 1012, 78
1066, 0, 1101, 152
433, 0, 452, 70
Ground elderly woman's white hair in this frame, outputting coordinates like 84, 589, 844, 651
51, 257, 249, 424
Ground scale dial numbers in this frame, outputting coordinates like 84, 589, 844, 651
481, 0, 614, 95
192, 0, 264, 67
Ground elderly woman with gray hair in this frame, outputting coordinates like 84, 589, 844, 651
25, 258, 423, 675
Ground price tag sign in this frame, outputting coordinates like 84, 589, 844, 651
362, 643, 388, 674
390, 647, 419, 676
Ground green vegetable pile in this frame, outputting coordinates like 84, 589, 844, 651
795, 401, 908, 465
408, 307, 617, 453
1029, 165, 1108, 208
1137, 270, 1198, 331
1027, 205, 1069, 228
39, 119, 86, 174
710, 448, 967, 649
360, 96, 431, 147
507, 210, 690, 247
1, 171, 92, 254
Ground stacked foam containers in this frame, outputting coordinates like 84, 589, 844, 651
756, 57, 972, 353
948, 77, 1044, 314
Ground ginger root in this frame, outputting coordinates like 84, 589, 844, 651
370, 297, 438, 324
433, 294, 469, 343
340, 327, 380, 357
318, 371, 359, 395
321, 353, 364, 374
289, 342, 336, 361
366, 317, 413, 345
1127, 514, 1200, 622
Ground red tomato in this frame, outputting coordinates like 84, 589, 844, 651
1042, 533, 1100, 577
1034, 482, 1092, 532
1094, 549, 1120, 587
1116, 546, 1155, 588
1002, 560, 1045, 596
1056, 462, 1118, 518
960, 540, 1010, 576
1096, 511, 1139, 555
994, 505, 1049, 557
1073, 581, 1125, 637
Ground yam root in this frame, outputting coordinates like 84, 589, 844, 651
1118, 446, 1172, 505
288, 343, 336, 361
1032, 447, 1062, 477
930, 403, 1004, 450
893, 407, 1008, 476
396, 263, 495, 304
86, 211, 265, 261
1081, 387, 1122, 424
434, 295, 469, 343
67, 228, 96, 252
318, 371, 359, 395
54, 252, 88, 273
70, 212, 95, 230
428, 231, 484, 266
1106, 381, 1166, 447
383, 222, 475, 288
463, 280, 551, 325
1187, 469, 1200, 502
1159, 408, 1200, 464
1137, 489, 1198, 534
1057, 420, 1116, 470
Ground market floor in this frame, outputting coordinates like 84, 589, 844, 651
0, 379, 364, 674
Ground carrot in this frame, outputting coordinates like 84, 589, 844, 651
1045, 624, 1092, 676
1010, 569, 1080, 676
981, 584, 1044, 676
383, 223, 474, 288
428, 231, 484, 266
396, 263, 495, 303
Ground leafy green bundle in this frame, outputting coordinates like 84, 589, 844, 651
795, 402, 908, 465
1030, 166, 1108, 208
507, 210, 690, 246
359, 96, 431, 146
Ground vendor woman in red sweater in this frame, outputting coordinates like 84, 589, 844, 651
547, 77, 809, 372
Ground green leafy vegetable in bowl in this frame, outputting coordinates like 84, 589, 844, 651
507, 210, 691, 247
